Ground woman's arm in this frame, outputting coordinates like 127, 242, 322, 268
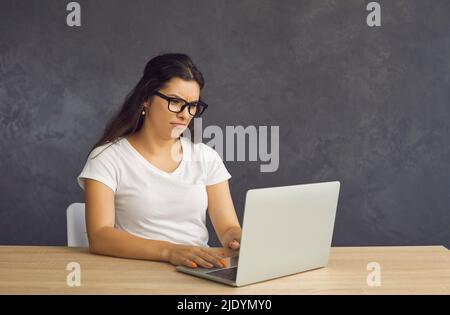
84, 179, 225, 268
85, 178, 172, 261
206, 180, 242, 250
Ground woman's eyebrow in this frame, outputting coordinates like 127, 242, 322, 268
167, 93, 182, 98
168, 93, 199, 102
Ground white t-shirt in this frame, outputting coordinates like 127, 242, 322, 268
77, 136, 232, 247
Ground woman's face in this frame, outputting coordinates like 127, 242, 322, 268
144, 77, 200, 139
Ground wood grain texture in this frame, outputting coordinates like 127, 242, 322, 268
0, 246, 448, 294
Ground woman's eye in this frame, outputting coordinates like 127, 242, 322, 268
171, 99, 182, 105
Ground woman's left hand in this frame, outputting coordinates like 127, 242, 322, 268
221, 227, 242, 251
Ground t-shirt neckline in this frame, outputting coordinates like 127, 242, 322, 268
122, 136, 186, 177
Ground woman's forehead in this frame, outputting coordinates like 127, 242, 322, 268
163, 78, 200, 102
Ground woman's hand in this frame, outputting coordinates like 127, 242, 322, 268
165, 244, 227, 269
221, 226, 242, 251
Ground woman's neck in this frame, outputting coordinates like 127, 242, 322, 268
129, 126, 179, 156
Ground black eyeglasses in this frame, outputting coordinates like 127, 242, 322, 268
153, 91, 208, 117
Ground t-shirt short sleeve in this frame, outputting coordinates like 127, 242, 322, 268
202, 144, 232, 186
77, 145, 118, 193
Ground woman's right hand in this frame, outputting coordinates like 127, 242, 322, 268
165, 244, 227, 269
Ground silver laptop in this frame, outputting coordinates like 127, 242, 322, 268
176, 181, 341, 287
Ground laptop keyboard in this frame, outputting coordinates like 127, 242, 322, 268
206, 266, 238, 281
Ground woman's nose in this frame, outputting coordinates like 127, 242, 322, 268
177, 106, 190, 120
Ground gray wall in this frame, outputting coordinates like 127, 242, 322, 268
1, 0, 449, 247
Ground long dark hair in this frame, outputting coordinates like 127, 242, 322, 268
88, 53, 205, 158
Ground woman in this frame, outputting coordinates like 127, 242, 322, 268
77, 53, 241, 269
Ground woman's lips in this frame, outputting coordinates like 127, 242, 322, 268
170, 123, 186, 128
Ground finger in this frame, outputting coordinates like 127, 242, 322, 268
229, 240, 240, 250
182, 258, 198, 269
208, 247, 226, 257
199, 250, 225, 268
190, 254, 214, 269
205, 248, 228, 263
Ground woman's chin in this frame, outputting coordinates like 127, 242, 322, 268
169, 127, 186, 138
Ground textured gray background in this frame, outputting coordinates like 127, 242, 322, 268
1, 0, 449, 247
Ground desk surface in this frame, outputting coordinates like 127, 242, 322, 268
0, 245, 448, 294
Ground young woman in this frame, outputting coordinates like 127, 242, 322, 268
77, 53, 241, 269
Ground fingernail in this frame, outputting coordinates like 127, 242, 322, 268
220, 259, 227, 268
191, 262, 198, 268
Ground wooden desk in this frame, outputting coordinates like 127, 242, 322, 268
0, 246, 448, 294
